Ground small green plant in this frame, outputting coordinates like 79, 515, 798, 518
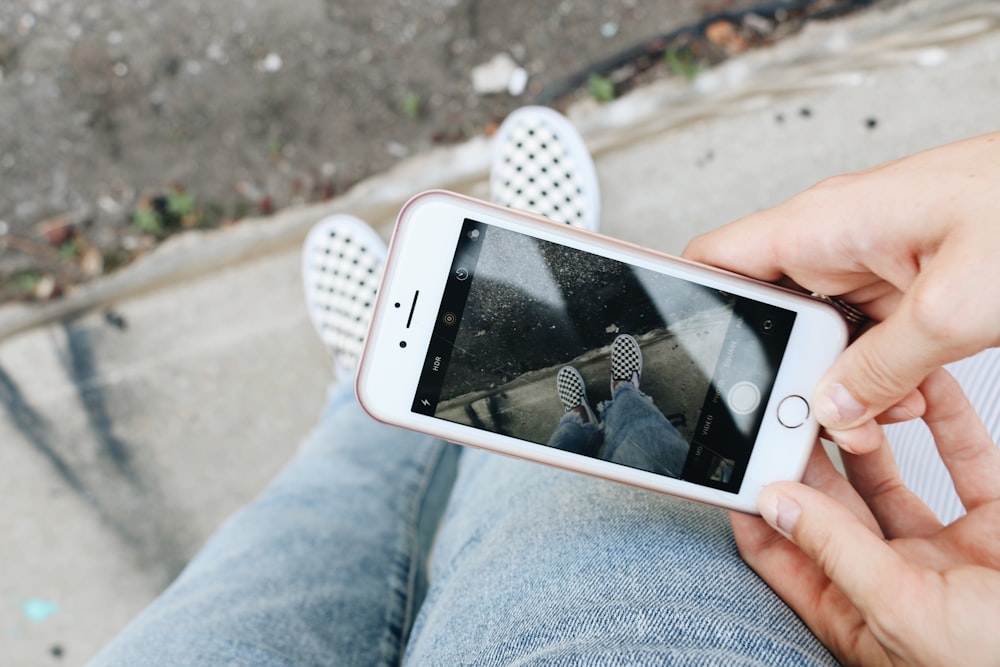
665, 46, 700, 80
587, 73, 615, 103
166, 190, 195, 219
266, 139, 283, 160
58, 239, 79, 260
11, 271, 41, 291
2, 271, 41, 300
133, 189, 199, 237
133, 206, 163, 235
401, 91, 422, 119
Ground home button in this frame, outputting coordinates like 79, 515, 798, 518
777, 395, 810, 429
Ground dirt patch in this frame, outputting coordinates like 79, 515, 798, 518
0, 0, 879, 303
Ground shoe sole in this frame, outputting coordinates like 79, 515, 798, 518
491, 105, 600, 232
301, 214, 387, 373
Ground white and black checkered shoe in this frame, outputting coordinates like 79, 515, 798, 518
556, 365, 597, 423
610, 334, 643, 392
302, 214, 387, 378
491, 106, 600, 232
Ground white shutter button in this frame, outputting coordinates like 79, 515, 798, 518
728, 381, 761, 415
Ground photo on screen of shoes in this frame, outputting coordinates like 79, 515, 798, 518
412, 219, 795, 493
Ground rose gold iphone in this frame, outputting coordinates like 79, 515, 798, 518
357, 191, 848, 513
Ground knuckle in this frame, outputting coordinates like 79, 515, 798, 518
907, 278, 986, 358
907, 282, 960, 345
851, 339, 915, 405
847, 274, 981, 408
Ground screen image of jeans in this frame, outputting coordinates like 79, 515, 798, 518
549, 383, 690, 478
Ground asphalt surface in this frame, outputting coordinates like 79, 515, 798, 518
2, 1, 1000, 664
1, 0, 781, 291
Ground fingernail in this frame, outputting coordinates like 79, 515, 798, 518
775, 496, 801, 535
760, 493, 801, 538
815, 383, 865, 427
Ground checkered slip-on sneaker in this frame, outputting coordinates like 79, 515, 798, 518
610, 334, 643, 392
556, 365, 597, 424
491, 105, 600, 232
302, 214, 387, 378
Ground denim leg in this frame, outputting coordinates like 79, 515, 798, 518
601, 383, 690, 478
547, 411, 602, 457
90, 384, 460, 667
405, 449, 835, 666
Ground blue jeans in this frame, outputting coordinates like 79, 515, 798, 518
548, 384, 689, 478
90, 384, 834, 666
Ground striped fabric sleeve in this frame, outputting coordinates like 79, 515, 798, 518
885, 347, 1000, 524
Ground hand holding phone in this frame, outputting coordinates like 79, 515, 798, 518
357, 191, 848, 513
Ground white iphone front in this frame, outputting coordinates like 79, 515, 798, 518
357, 191, 848, 513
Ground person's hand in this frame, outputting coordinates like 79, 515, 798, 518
731, 369, 1000, 666
683, 132, 1000, 453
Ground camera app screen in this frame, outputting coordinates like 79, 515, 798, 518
412, 219, 795, 493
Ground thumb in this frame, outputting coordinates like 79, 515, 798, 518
758, 482, 903, 619
812, 306, 949, 448
813, 237, 998, 442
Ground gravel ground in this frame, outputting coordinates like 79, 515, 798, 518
0, 0, 876, 303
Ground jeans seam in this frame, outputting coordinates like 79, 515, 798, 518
397, 438, 455, 661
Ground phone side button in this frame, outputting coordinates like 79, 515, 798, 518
776, 395, 810, 429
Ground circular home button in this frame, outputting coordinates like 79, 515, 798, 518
777, 395, 810, 429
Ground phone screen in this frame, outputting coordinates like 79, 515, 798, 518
412, 218, 796, 493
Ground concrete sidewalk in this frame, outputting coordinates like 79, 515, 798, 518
2, 1, 999, 663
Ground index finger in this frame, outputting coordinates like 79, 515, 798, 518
683, 208, 787, 283
683, 182, 887, 297
919, 367, 1000, 510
